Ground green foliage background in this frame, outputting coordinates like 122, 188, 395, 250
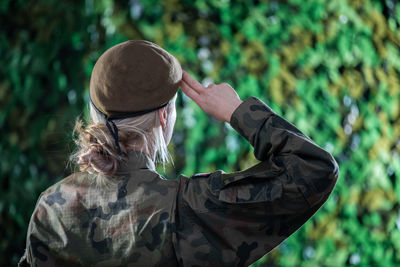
1, 0, 399, 266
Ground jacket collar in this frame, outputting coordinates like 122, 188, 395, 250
115, 150, 156, 175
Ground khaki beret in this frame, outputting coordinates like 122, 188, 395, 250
89, 40, 182, 117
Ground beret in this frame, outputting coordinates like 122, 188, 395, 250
89, 40, 182, 117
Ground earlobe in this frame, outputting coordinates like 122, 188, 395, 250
158, 108, 167, 129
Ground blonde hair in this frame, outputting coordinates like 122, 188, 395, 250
69, 96, 176, 179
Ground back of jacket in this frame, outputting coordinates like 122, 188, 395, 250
20, 97, 339, 266
20, 158, 180, 266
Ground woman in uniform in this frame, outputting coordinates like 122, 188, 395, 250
20, 40, 339, 266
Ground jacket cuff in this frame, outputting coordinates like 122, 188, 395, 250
229, 96, 276, 143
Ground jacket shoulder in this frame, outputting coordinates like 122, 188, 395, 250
41, 172, 88, 195
35, 172, 91, 216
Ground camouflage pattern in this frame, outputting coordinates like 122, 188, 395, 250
19, 96, 339, 266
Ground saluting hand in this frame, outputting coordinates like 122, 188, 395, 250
180, 70, 243, 123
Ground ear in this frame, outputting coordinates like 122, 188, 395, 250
158, 107, 167, 129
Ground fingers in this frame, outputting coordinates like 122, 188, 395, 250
182, 70, 205, 94
180, 79, 200, 102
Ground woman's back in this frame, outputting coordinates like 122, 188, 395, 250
24, 150, 181, 266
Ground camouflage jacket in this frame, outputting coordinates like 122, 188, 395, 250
19, 97, 339, 267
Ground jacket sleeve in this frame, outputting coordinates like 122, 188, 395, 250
173, 96, 340, 267
18, 193, 56, 267
18, 190, 79, 267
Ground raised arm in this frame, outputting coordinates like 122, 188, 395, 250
174, 71, 339, 266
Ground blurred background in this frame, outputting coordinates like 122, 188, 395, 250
1, 0, 399, 266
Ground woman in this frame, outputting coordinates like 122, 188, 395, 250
20, 40, 339, 266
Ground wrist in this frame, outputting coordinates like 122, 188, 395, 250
227, 99, 243, 123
